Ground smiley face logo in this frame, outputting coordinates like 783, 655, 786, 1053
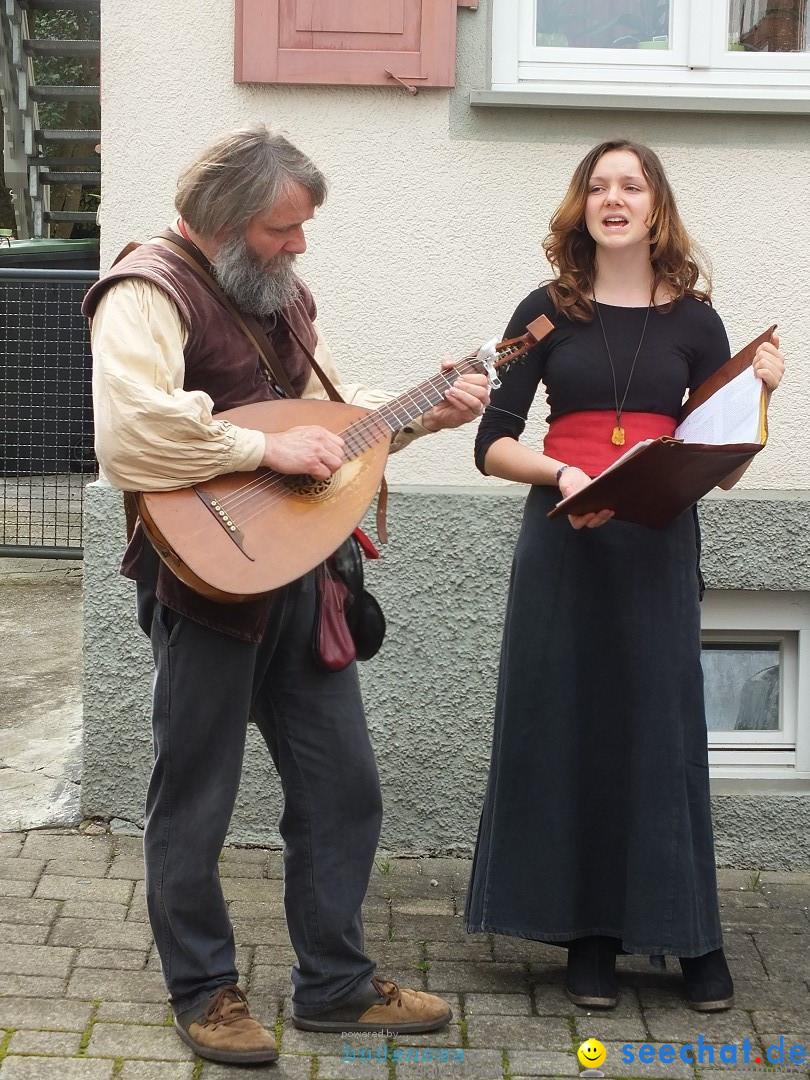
577, 1039, 607, 1070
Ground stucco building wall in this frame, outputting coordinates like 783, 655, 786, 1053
98, 0, 808, 490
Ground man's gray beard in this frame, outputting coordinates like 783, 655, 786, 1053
211, 234, 299, 316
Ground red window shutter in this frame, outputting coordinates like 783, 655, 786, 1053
235, 0, 457, 89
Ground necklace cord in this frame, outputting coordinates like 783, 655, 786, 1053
593, 298, 652, 433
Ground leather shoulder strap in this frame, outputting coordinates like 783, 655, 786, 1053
151, 231, 298, 400
154, 229, 345, 406
278, 311, 343, 404
112, 240, 142, 266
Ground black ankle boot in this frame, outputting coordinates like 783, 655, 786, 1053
679, 949, 734, 1012
566, 936, 618, 1009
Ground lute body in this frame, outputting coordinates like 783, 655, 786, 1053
138, 398, 389, 602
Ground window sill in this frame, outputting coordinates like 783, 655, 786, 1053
470, 86, 810, 115
710, 774, 810, 791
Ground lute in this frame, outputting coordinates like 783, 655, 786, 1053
137, 314, 553, 602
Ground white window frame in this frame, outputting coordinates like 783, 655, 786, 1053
701, 590, 810, 780
702, 631, 796, 750
473, 0, 810, 114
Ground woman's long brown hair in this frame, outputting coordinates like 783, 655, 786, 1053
544, 139, 711, 322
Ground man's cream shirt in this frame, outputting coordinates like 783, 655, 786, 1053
91, 277, 427, 491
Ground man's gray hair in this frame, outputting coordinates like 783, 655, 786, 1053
175, 124, 328, 237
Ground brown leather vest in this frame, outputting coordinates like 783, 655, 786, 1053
82, 242, 319, 642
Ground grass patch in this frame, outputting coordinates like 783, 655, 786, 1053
0, 1029, 16, 1062
566, 1014, 579, 1051
77, 1000, 102, 1055
744, 869, 765, 892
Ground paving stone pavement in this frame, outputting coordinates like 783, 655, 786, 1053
0, 830, 809, 1078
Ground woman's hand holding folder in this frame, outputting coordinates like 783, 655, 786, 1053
558, 465, 615, 530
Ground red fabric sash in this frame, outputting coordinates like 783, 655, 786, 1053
543, 411, 677, 477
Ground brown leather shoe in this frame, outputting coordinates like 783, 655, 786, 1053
174, 984, 279, 1064
293, 976, 452, 1033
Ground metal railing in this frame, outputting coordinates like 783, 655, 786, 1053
2, 0, 102, 239
0, 267, 97, 557
1, 0, 38, 237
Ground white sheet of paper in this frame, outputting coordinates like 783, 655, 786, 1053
594, 438, 654, 479
675, 366, 764, 446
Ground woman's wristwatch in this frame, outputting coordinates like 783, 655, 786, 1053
555, 464, 573, 486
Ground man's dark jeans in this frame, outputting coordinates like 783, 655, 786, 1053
137, 570, 382, 1017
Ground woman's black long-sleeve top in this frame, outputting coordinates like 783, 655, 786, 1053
475, 286, 731, 474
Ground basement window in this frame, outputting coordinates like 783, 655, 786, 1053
701, 591, 810, 779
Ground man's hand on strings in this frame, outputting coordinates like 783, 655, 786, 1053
421, 357, 491, 432
261, 426, 345, 479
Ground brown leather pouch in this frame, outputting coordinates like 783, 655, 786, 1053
312, 566, 357, 671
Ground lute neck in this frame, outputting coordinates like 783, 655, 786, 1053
377, 356, 482, 431
335, 319, 551, 463
341, 355, 481, 462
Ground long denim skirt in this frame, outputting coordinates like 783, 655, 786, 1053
465, 484, 723, 957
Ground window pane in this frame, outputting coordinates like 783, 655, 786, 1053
701, 644, 780, 732
536, 0, 671, 48
728, 0, 809, 53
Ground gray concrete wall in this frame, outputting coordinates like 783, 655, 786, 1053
82, 483, 810, 867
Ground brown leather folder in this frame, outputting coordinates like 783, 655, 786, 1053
547, 438, 764, 528
547, 325, 776, 529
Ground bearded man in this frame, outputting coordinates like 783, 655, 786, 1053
84, 125, 489, 1067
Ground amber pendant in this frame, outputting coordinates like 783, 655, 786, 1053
611, 425, 626, 446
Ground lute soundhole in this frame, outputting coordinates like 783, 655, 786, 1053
284, 473, 339, 502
